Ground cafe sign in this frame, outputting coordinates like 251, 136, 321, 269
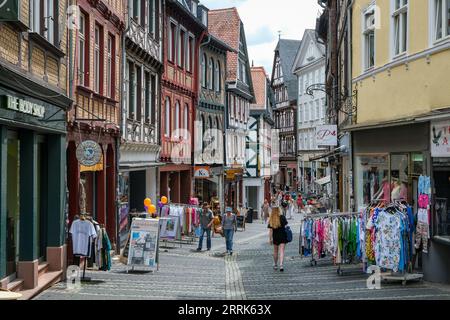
2, 95, 46, 118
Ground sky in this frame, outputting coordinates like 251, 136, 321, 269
200, 0, 322, 77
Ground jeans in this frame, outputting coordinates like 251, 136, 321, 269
224, 229, 234, 252
198, 227, 211, 250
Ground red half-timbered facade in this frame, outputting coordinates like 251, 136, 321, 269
160, 0, 207, 204
67, 0, 125, 253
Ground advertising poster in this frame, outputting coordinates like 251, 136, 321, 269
431, 121, 450, 157
127, 218, 160, 270
159, 216, 180, 240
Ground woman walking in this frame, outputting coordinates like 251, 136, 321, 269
268, 207, 288, 272
222, 208, 237, 255
261, 199, 271, 224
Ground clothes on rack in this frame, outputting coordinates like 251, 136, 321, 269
362, 203, 415, 273
96, 227, 112, 271
300, 213, 360, 264
161, 204, 201, 237
70, 218, 97, 256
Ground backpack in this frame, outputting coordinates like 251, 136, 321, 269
281, 200, 289, 208
285, 226, 293, 243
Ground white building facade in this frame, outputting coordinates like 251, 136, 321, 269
292, 30, 329, 195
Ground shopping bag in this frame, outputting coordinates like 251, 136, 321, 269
195, 226, 202, 237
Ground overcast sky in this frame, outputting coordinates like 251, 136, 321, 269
201, 0, 322, 77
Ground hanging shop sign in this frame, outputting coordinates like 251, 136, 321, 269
316, 125, 338, 146
194, 166, 211, 179
1, 94, 46, 118
76, 140, 102, 166
126, 218, 160, 270
80, 154, 104, 172
0, 0, 19, 21
225, 168, 243, 180
431, 121, 450, 157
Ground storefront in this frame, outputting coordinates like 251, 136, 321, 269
194, 166, 223, 210
425, 120, 450, 283
0, 86, 69, 289
351, 122, 450, 283
225, 168, 244, 210
67, 127, 119, 256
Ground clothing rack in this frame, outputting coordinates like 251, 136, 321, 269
302, 212, 360, 268
161, 203, 201, 245
362, 203, 424, 285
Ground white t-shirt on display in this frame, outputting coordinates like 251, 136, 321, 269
70, 219, 98, 256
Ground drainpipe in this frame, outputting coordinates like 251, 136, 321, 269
116, 4, 131, 253
347, 0, 355, 211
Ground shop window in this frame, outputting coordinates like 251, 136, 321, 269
355, 154, 389, 208
390, 154, 409, 202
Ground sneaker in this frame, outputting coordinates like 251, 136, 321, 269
207, 248, 211, 251
280, 266, 284, 272
196, 248, 202, 251
273, 264, 278, 270
229, 251, 233, 256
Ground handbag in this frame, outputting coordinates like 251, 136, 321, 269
285, 226, 293, 243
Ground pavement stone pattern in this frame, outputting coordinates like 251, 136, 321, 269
34, 213, 450, 300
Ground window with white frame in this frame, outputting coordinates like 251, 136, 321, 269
305, 103, 309, 121
303, 74, 308, 93
174, 101, 180, 138
78, 11, 87, 86
184, 104, 189, 139
315, 100, 320, 120
321, 98, 326, 120
209, 58, 214, 90
94, 25, 101, 93
187, 36, 194, 72
299, 77, 303, 96
178, 29, 186, 68
433, 0, 450, 42
31, 0, 58, 45
106, 35, 113, 98
215, 61, 221, 92
392, 0, 408, 56
201, 54, 207, 88
165, 98, 171, 137
169, 22, 176, 63
363, 7, 376, 69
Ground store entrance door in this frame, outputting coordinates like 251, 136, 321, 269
433, 168, 450, 241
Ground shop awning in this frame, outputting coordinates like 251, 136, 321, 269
119, 162, 166, 170
315, 175, 331, 185
309, 146, 346, 161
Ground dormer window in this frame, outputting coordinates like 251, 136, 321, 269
192, 1, 198, 16
202, 10, 208, 25
307, 43, 315, 61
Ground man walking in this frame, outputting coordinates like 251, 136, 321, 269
197, 202, 214, 251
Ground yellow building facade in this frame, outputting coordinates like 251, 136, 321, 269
352, 0, 450, 125
347, 0, 450, 284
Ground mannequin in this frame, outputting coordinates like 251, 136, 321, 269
373, 176, 391, 202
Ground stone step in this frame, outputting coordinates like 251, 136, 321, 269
7, 279, 24, 292
19, 270, 63, 300
38, 263, 49, 277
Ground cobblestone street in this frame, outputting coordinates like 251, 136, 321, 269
35, 214, 450, 300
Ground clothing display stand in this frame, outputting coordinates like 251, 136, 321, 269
363, 200, 424, 285
73, 235, 94, 283
303, 212, 360, 270
160, 202, 201, 246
